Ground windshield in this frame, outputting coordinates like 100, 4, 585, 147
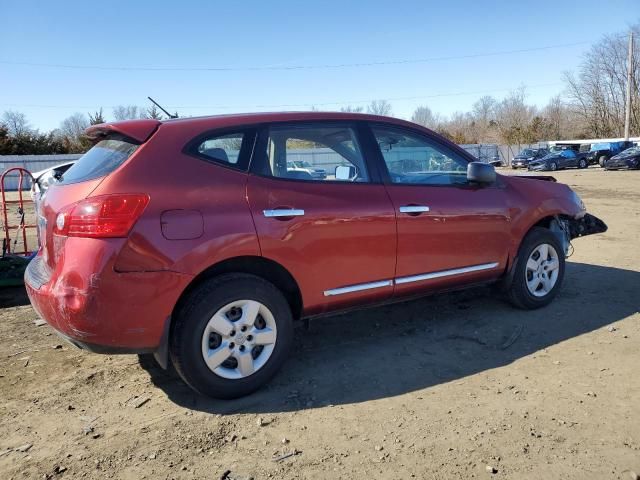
621, 146, 640, 155
590, 142, 611, 151
60, 138, 139, 185
519, 148, 536, 157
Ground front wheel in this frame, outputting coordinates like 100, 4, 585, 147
507, 227, 565, 309
549, 161, 558, 171
598, 156, 607, 167
170, 273, 293, 399
578, 158, 588, 169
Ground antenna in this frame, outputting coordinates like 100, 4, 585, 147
147, 96, 178, 119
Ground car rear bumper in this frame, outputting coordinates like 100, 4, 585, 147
25, 239, 192, 353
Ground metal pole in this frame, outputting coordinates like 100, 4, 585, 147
624, 31, 634, 140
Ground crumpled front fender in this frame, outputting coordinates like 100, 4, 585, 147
566, 213, 608, 239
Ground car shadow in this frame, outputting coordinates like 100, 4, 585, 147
0, 285, 31, 308
139, 262, 640, 414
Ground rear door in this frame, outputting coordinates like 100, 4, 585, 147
367, 123, 511, 297
561, 150, 576, 168
247, 122, 396, 316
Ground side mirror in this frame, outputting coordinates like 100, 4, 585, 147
335, 165, 356, 181
467, 161, 496, 184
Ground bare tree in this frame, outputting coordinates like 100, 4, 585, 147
367, 100, 392, 116
411, 105, 441, 129
1, 110, 31, 136
494, 87, 536, 145
564, 24, 639, 138
112, 105, 145, 121
60, 113, 89, 141
340, 105, 364, 113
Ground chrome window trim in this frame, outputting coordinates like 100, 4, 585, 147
394, 262, 499, 285
324, 280, 393, 297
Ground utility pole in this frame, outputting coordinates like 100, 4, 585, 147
624, 31, 634, 140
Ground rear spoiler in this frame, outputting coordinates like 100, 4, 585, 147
85, 119, 161, 144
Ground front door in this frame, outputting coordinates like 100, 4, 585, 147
247, 122, 397, 315
368, 124, 511, 296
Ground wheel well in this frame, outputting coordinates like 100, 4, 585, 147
174, 256, 303, 320
532, 216, 555, 230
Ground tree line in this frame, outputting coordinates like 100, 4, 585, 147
1, 24, 637, 156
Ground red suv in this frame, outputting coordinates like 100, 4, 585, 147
25, 112, 606, 398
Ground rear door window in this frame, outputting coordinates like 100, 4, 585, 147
60, 138, 139, 184
257, 124, 370, 182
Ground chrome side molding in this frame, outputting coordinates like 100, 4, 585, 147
263, 209, 305, 218
394, 262, 499, 285
323, 262, 500, 296
324, 280, 393, 297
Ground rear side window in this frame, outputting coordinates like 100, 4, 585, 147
60, 138, 138, 185
197, 132, 244, 165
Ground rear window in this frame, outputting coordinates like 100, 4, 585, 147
60, 138, 139, 185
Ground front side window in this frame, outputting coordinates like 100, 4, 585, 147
261, 124, 369, 182
371, 126, 468, 185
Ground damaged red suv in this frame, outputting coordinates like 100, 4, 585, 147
26, 112, 606, 398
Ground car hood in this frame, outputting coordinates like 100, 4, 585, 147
611, 151, 640, 160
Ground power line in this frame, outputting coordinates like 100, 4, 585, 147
0, 42, 590, 72
0, 82, 563, 112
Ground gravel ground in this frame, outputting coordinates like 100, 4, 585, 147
1, 167, 639, 480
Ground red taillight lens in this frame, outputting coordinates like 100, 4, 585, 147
54, 194, 150, 238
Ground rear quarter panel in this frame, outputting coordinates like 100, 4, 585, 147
89, 122, 261, 277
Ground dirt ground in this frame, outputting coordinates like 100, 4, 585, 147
1, 167, 639, 480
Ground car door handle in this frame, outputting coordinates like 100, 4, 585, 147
399, 205, 430, 214
263, 209, 305, 218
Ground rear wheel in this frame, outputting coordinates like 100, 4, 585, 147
598, 155, 607, 167
507, 227, 565, 309
170, 273, 293, 399
578, 158, 588, 169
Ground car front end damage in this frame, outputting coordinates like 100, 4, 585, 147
527, 161, 549, 172
549, 213, 607, 257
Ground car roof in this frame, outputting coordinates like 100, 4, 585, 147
159, 111, 423, 131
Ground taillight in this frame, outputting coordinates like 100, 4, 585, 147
53, 194, 149, 238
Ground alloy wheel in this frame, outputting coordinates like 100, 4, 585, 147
525, 243, 560, 297
201, 300, 277, 379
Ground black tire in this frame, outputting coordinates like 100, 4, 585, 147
598, 156, 607, 167
549, 161, 558, 171
578, 158, 588, 169
170, 273, 293, 399
507, 227, 565, 310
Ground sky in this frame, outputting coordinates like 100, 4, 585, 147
1, 0, 638, 132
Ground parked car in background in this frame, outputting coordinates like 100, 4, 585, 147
487, 154, 503, 167
528, 149, 589, 171
511, 148, 549, 169
31, 161, 76, 196
286, 160, 327, 180
604, 145, 640, 170
25, 112, 607, 399
587, 141, 635, 167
